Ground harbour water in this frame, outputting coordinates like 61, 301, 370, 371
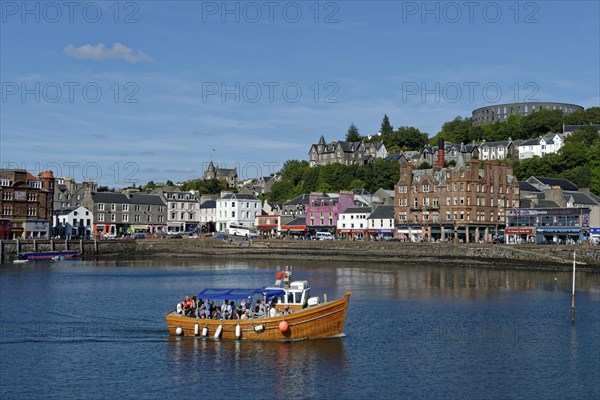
1, 258, 599, 399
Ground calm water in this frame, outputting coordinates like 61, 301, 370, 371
1, 258, 599, 400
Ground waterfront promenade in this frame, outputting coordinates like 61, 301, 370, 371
1, 238, 600, 269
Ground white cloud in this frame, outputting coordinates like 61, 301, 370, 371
64, 43, 153, 64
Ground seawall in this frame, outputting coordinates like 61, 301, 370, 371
2, 238, 599, 270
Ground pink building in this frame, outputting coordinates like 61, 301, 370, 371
306, 191, 355, 235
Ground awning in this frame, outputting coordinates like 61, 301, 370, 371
197, 287, 286, 302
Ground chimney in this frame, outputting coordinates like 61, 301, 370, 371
437, 138, 445, 167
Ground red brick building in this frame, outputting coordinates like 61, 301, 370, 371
394, 150, 519, 242
0, 169, 55, 239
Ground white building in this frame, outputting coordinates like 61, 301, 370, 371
366, 205, 395, 239
336, 207, 371, 240
518, 133, 565, 159
216, 193, 261, 232
55, 206, 93, 239
478, 140, 518, 161
199, 200, 216, 231
161, 190, 200, 233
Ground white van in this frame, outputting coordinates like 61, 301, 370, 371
315, 232, 334, 240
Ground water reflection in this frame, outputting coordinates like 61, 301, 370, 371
335, 265, 600, 300
166, 336, 348, 396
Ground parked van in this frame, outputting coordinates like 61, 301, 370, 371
315, 232, 334, 240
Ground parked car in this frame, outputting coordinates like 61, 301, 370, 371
212, 233, 226, 239
133, 233, 146, 239
493, 235, 505, 244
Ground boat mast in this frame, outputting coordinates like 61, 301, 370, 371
571, 251, 576, 324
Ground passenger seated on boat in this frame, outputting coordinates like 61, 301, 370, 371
182, 296, 194, 317
269, 305, 278, 318
257, 300, 267, 317
212, 307, 221, 319
222, 300, 231, 319
198, 303, 207, 319
191, 296, 198, 317
240, 310, 250, 320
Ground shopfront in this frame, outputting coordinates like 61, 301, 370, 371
505, 228, 536, 244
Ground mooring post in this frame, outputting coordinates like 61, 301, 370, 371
50, 238, 54, 251
80, 239, 84, 255
94, 237, 98, 254
16, 238, 21, 253
571, 251, 576, 323
0, 240, 3, 262
65, 239, 69, 251
33, 239, 38, 252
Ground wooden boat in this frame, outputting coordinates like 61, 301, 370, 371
166, 268, 351, 341
18, 251, 80, 261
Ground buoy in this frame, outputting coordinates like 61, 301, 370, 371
202, 326, 208, 337
279, 320, 289, 333
214, 324, 222, 338
176, 327, 183, 336
194, 323, 199, 336
235, 324, 241, 339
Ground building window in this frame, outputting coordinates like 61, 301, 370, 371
135, 215, 140, 222
2, 192, 12, 201
122, 214, 129, 222
98, 203, 105, 211
122, 204, 129, 212
111, 214, 116, 222
98, 213, 104, 222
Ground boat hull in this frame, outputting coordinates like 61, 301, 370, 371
166, 292, 351, 341
18, 251, 80, 261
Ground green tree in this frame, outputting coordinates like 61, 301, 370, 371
346, 123, 361, 142
350, 178, 366, 189
380, 114, 394, 135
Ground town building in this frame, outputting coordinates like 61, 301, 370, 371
128, 193, 167, 234
478, 140, 520, 161
0, 169, 55, 239
505, 207, 590, 244
81, 192, 131, 237
203, 161, 238, 188
256, 214, 281, 237
517, 133, 565, 159
419, 142, 479, 166
55, 206, 93, 239
153, 188, 200, 233
216, 192, 261, 232
305, 191, 355, 235
199, 200, 216, 232
367, 205, 395, 240
308, 135, 387, 167
336, 207, 370, 240
394, 151, 520, 243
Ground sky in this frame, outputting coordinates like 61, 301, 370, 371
1, 0, 599, 187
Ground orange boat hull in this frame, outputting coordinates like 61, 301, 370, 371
166, 292, 351, 341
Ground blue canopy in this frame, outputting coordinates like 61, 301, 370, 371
197, 288, 287, 302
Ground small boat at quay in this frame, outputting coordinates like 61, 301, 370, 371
17, 251, 80, 261
166, 267, 351, 341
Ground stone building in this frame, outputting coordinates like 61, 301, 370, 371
308, 135, 387, 167
203, 161, 238, 188
0, 169, 55, 239
394, 151, 520, 243
472, 102, 583, 126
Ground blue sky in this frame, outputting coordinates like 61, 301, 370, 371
1, 0, 599, 186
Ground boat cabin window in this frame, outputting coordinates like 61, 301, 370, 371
287, 292, 295, 304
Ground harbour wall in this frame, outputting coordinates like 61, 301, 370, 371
2, 238, 599, 270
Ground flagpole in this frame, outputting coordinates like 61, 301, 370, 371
571, 251, 576, 323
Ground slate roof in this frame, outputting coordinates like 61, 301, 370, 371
340, 207, 371, 214
537, 200, 560, 208
200, 200, 216, 209
220, 193, 259, 200
563, 191, 598, 205
284, 194, 311, 206
91, 192, 130, 203
529, 177, 579, 191
281, 217, 306, 227
518, 181, 541, 192
367, 205, 394, 220
129, 194, 165, 205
